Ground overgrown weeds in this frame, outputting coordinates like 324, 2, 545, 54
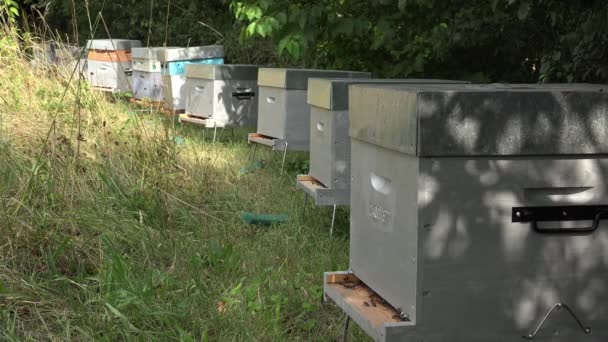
0, 27, 360, 340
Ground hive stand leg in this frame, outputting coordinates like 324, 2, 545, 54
250, 143, 258, 162
330, 205, 337, 237
212, 126, 218, 143
280, 141, 288, 175
342, 315, 351, 342
302, 193, 309, 219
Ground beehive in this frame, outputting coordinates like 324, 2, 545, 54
298, 78, 468, 207
158, 45, 225, 110
86, 39, 142, 92
248, 68, 371, 151
325, 83, 608, 342
183, 64, 259, 128
131, 47, 165, 101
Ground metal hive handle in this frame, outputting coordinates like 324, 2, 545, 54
232, 89, 255, 100
532, 210, 608, 234
523, 302, 591, 339
512, 205, 608, 234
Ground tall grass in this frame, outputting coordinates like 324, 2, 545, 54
0, 27, 364, 340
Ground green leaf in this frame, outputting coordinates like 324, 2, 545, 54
278, 37, 289, 55
254, 7, 263, 19
256, 22, 268, 38
246, 22, 257, 37
244, 6, 263, 21
268, 17, 280, 30
282, 36, 302, 59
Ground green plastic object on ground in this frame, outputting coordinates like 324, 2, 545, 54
241, 212, 289, 226
239, 160, 264, 175
172, 136, 185, 145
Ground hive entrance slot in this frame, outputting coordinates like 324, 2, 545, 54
325, 273, 407, 329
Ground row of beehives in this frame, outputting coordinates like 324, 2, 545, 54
87, 40, 226, 112
31, 39, 226, 112
32, 39, 608, 341
179, 65, 608, 342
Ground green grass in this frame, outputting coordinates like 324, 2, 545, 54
0, 32, 369, 340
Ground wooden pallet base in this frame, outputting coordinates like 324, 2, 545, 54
178, 114, 209, 126
324, 272, 412, 341
297, 175, 349, 206
247, 133, 285, 150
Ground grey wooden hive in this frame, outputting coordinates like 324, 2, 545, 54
85, 39, 141, 92
131, 47, 164, 101
324, 83, 608, 342
184, 64, 260, 128
131, 47, 164, 72
86, 60, 132, 92
160, 46, 225, 110
132, 71, 163, 101
298, 78, 468, 207
251, 68, 371, 151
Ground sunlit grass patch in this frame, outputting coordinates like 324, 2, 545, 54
0, 29, 364, 340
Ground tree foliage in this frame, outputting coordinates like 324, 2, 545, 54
18, 0, 279, 65
230, 0, 608, 82
1, 0, 20, 25
11, 0, 608, 82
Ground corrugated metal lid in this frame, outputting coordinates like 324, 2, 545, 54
186, 64, 259, 80
258, 68, 371, 90
85, 39, 142, 51
157, 45, 224, 62
307, 78, 469, 110
349, 83, 608, 156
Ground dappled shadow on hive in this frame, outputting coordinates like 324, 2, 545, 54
414, 86, 608, 339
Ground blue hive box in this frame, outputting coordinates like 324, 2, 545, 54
162, 58, 224, 76
157, 45, 225, 110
